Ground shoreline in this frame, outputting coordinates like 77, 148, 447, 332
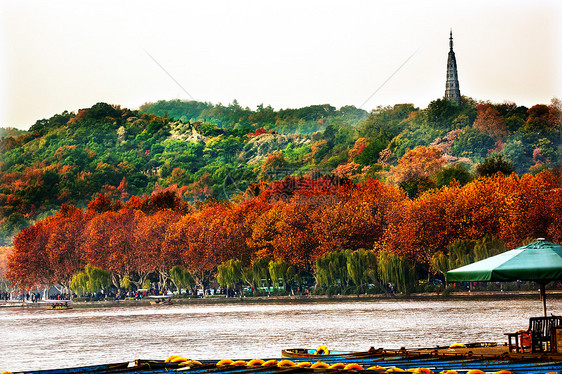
2, 290, 561, 309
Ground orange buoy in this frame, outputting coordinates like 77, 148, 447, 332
387, 368, 406, 372
344, 363, 364, 370
329, 363, 346, 369
248, 359, 265, 366
262, 360, 278, 367
170, 357, 188, 363
315, 345, 330, 355
297, 362, 312, 368
466, 370, 485, 374
278, 360, 296, 367
367, 366, 387, 371
232, 361, 247, 366
414, 368, 433, 374
217, 359, 234, 366
311, 362, 330, 369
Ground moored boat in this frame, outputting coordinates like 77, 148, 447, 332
281, 346, 379, 358
43, 300, 72, 310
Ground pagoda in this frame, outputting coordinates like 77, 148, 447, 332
445, 30, 461, 104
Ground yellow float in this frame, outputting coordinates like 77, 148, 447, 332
297, 362, 312, 368
170, 357, 188, 363
217, 359, 234, 366
262, 360, 278, 367
386, 368, 406, 372
344, 363, 364, 370
278, 360, 296, 367
314, 345, 330, 355
466, 370, 485, 374
164, 356, 178, 363
329, 363, 346, 369
367, 366, 387, 371
232, 361, 247, 366
493, 371, 512, 374
310, 362, 330, 369
248, 359, 265, 366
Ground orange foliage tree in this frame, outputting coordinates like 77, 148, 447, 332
389, 146, 445, 185
473, 104, 507, 139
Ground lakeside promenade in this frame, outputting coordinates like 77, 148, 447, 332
2, 290, 561, 308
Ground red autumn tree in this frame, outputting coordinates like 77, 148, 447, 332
473, 104, 507, 139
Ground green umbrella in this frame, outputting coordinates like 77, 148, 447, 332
446, 238, 562, 316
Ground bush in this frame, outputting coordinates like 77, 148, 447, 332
325, 287, 338, 298
441, 286, 456, 297
312, 287, 326, 296
342, 286, 355, 295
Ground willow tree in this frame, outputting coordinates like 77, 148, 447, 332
268, 260, 290, 292
377, 250, 416, 294
248, 257, 271, 294
70, 264, 111, 297
431, 251, 449, 285
315, 250, 350, 291
170, 265, 195, 293
216, 259, 243, 296
472, 235, 507, 261
447, 239, 476, 269
346, 248, 378, 288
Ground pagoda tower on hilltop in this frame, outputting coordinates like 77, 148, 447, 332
445, 29, 461, 104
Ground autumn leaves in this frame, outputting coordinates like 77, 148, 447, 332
6, 171, 562, 293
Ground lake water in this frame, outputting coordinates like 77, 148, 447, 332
1, 297, 561, 372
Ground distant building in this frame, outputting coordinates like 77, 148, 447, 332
445, 30, 461, 104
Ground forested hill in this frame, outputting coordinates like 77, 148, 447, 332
139, 99, 369, 134
0, 98, 560, 245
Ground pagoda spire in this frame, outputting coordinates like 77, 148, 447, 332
445, 29, 461, 104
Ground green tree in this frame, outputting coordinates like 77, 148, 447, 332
346, 249, 377, 289
216, 259, 243, 296
377, 250, 416, 294
170, 265, 195, 293
70, 264, 111, 297
268, 260, 289, 292
476, 154, 514, 177
249, 257, 271, 295
435, 163, 472, 187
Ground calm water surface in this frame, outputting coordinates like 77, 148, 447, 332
1, 298, 560, 371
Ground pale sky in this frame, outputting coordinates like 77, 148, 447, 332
1, 0, 561, 130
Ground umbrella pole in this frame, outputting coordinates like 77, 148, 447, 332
538, 281, 547, 317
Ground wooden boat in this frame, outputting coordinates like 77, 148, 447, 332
43, 300, 72, 310
11, 361, 130, 374
281, 346, 380, 358
149, 295, 172, 305
12, 355, 562, 374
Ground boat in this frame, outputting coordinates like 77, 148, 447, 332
8, 351, 562, 374
43, 300, 73, 310
10, 361, 130, 374
149, 295, 172, 305
281, 346, 379, 358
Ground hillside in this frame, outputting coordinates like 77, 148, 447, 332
0, 98, 560, 245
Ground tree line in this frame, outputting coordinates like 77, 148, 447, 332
4, 170, 562, 296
